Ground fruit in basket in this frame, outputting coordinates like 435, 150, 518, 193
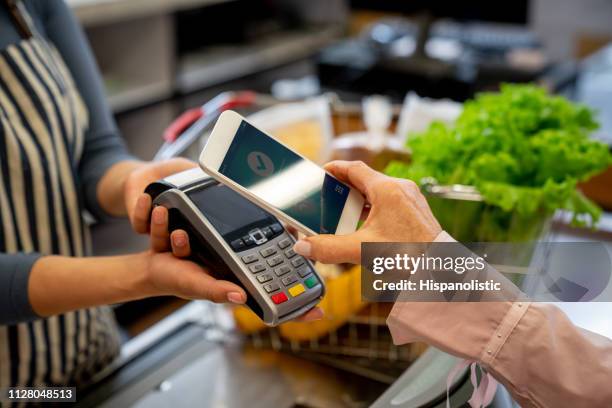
386, 84, 612, 241
232, 303, 268, 334
279, 265, 365, 341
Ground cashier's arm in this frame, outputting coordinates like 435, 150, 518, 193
293, 160, 612, 408
25, 158, 246, 316
28, 209, 322, 320
29, 208, 248, 317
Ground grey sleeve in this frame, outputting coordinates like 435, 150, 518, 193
40, 0, 136, 220
0, 253, 41, 325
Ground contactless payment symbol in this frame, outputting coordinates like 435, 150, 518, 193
247, 151, 274, 176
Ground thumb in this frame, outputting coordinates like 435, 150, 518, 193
293, 234, 361, 265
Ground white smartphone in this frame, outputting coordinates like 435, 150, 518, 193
199, 110, 364, 236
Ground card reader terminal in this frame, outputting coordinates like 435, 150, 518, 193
145, 168, 325, 326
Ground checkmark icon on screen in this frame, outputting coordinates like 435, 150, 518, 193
247, 151, 274, 176
256, 154, 267, 171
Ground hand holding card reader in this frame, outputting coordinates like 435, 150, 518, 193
145, 168, 325, 326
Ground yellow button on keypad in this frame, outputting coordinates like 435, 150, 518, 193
288, 284, 305, 297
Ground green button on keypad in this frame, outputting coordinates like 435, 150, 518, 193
304, 275, 318, 289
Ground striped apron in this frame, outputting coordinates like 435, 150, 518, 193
0, 2, 120, 391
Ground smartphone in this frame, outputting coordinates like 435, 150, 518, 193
199, 110, 364, 236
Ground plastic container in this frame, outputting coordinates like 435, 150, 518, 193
422, 180, 553, 243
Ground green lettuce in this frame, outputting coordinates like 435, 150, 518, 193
386, 84, 611, 234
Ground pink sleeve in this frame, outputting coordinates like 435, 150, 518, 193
386, 232, 612, 407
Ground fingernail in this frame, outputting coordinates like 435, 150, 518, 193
137, 195, 148, 209
153, 208, 165, 225
227, 292, 246, 304
173, 233, 186, 247
293, 240, 311, 257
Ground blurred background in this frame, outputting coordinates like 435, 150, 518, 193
70, 0, 612, 159
72, 1, 612, 407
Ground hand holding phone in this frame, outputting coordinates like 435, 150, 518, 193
199, 111, 364, 236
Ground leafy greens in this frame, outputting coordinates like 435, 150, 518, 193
386, 84, 611, 230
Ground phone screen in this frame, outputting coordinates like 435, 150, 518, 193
218, 120, 350, 234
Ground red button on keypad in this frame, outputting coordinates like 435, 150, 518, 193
271, 292, 288, 304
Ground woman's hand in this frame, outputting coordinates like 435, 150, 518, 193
144, 204, 323, 321
125, 158, 197, 233
140, 251, 249, 303
138, 203, 244, 302
96, 158, 196, 221
293, 160, 442, 265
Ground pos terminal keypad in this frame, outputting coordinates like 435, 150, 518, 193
235, 222, 321, 305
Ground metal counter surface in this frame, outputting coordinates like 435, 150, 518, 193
130, 346, 387, 408
77, 301, 388, 408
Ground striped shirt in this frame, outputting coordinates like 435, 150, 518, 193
0, 0, 134, 323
